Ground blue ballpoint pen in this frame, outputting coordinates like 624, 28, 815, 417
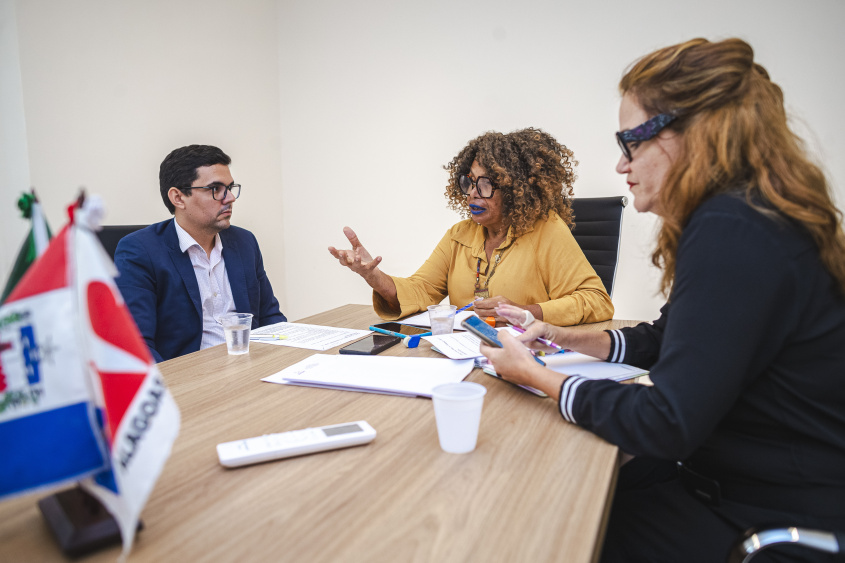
369, 326, 433, 339
455, 297, 482, 313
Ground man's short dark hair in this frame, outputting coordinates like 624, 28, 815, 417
159, 145, 232, 214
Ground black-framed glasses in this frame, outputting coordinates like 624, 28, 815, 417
458, 174, 498, 198
178, 182, 241, 201
616, 113, 676, 162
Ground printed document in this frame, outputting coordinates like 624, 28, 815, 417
422, 332, 485, 360
251, 322, 371, 351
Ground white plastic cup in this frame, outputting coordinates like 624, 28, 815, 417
221, 312, 253, 355
427, 304, 458, 335
431, 382, 487, 454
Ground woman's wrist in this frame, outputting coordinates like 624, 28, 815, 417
528, 364, 565, 401
555, 328, 611, 359
526, 304, 543, 322
369, 271, 399, 310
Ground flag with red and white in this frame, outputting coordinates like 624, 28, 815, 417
0, 196, 180, 557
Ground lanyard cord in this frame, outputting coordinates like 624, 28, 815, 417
475, 239, 514, 292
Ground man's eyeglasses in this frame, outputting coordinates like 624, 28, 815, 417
179, 183, 241, 201
458, 175, 498, 198
616, 113, 676, 162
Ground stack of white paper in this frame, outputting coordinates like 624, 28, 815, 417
541, 352, 647, 381
478, 352, 647, 382
262, 354, 475, 398
250, 322, 371, 351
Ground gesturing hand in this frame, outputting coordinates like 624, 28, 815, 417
328, 226, 383, 279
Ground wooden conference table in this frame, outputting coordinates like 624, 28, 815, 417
1, 305, 641, 563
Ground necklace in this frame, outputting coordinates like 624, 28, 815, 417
474, 239, 514, 299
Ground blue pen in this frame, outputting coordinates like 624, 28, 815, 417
455, 297, 482, 313
369, 326, 432, 349
369, 326, 433, 339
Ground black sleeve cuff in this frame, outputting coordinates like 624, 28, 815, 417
605, 329, 627, 363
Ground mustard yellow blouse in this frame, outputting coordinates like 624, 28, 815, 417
373, 211, 614, 326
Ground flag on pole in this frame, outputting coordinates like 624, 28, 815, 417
1, 191, 52, 304
0, 195, 180, 558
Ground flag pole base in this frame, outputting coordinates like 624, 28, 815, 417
37, 485, 143, 557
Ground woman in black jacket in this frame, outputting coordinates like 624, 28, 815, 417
482, 38, 845, 562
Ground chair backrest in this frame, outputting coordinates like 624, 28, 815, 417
570, 196, 628, 297
97, 225, 148, 260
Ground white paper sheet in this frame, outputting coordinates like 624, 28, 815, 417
398, 310, 476, 330
478, 351, 647, 382
541, 352, 647, 380
262, 354, 475, 398
422, 332, 485, 360
250, 322, 371, 351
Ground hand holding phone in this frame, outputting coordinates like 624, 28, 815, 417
461, 316, 545, 366
461, 316, 547, 396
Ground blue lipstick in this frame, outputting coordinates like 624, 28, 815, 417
469, 204, 485, 215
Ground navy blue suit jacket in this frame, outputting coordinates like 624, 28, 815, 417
114, 219, 285, 362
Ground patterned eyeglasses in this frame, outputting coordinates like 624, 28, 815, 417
616, 113, 676, 162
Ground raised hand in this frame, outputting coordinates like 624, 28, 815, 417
328, 226, 383, 279
328, 227, 399, 310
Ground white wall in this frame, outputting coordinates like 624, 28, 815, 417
1, 0, 287, 309
0, 0, 31, 272
3, 0, 843, 324
278, 0, 845, 322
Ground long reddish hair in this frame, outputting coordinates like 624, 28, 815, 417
621, 38, 845, 296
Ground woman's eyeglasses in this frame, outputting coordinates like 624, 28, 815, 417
616, 113, 676, 162
459, 175, 498, 198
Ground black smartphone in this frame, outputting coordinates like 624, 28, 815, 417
372, 322, 430, 336
339, 334, 401, 355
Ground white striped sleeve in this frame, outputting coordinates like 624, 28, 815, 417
558, 375, 588, 424
606, 329, 627, 363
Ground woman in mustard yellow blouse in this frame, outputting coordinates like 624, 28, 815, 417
328, 128, 614, 326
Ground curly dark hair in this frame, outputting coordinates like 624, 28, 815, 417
159, 145, 231, 214
443, 128, 577, 235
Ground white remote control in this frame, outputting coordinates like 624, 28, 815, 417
216, 420, 377, 468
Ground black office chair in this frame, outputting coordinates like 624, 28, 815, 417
570, 196, 627, 297
96, 225, 147, 260
728, 526, 844, 562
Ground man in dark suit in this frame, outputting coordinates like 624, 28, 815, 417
115, 145, 286, 362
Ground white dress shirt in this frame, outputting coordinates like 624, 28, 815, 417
174, 220, 236, 350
